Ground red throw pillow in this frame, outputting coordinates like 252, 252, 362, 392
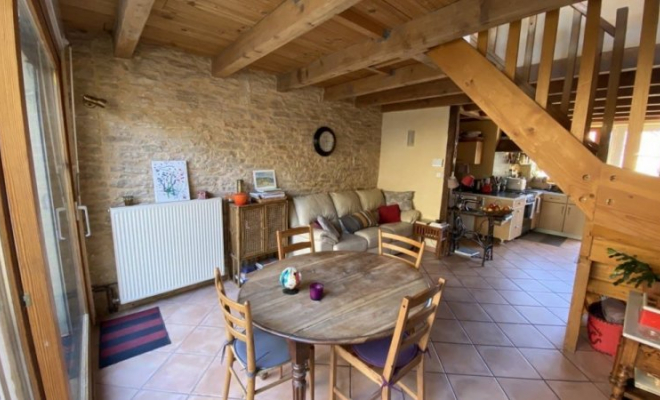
378, 204, 401, 224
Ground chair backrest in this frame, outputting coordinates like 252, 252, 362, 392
214, 268, 256, 373
382, 278, 446, 380
378, 229, 426, 269
276, 226, 315, 260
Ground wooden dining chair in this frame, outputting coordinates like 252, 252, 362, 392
277, 226, 315, 260
378, 229, 426, 269
328, 278, 446, 400
214, 268, 315, 400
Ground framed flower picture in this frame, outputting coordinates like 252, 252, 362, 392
152, 161, 190, 202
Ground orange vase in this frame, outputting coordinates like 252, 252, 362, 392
233, 192, 249, 206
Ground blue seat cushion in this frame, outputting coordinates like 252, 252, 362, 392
233, 328, 291, 371
352, 336, 419, 368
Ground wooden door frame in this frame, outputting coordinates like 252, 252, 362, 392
0, 0, 88, 398
60, 46, 96, 326
0, 157, 44, 400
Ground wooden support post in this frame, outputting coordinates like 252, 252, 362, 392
561, 9, 583, 114
598, 7, 628, 162
440, 106, 460, 222
505, 20, 522, 80
564, 257, 593, 352
520, 15, 537, 83
536, 10, 560, 108
571, 0, 603, 142
622, 0, 660, 170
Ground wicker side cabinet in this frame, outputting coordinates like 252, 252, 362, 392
229, 200, 288, 286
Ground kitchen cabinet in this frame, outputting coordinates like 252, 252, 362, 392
475, 196, 526, 241
456, 140, 483, 165
562, 204, 586, 237
537, 202, 566, 232
535, 193, 585, 239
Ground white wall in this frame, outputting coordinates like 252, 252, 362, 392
378, 108, 450, 220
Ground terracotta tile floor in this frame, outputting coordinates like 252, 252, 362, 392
95, 236, 615, 400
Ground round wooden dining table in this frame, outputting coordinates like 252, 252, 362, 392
238, 251, 430, 400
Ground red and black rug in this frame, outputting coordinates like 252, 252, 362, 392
99, 307, 171, 368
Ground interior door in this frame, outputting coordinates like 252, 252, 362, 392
17, 0, 88, 398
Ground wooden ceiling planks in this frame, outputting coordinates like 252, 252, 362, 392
59, 0, 443, 75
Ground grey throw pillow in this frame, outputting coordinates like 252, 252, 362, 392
383, 191, 414, 211
317, 216, 341, 241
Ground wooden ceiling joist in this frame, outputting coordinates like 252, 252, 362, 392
382, 94, 472, 112
334, 9, 387, 39
355, 78, 460, 107
323, 63, 445, 101
113, 0, 157, 58
277, 0, 583, 91
211, 0, 361, 77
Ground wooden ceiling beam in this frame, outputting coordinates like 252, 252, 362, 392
334, 9, 388, 39
552, 84, 660, 105
382, 94, 472, 112
113, 0, 156, 58
211, 0, 361, 77
355, 78, 461, 107
278, 0, 582, 90
323, 63, 445, 101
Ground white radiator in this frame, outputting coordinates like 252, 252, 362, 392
110, 198, 224, 304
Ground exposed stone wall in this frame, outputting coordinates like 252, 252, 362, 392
71, 33, 382, 297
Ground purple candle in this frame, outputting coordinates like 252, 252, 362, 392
309, 282, 324, 301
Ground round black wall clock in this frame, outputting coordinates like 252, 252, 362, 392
313, 126, 336, 157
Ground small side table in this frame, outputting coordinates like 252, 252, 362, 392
413, 220, 449, 259
610, 292, 660, 400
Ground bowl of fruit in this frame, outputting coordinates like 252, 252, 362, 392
481, 203, 513, 217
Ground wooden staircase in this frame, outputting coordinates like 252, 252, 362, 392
425, 0, 660, 352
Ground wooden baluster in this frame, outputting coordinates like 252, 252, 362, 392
597, 7, 628, 162
536, 10, 560, 109
571, 0, 603, 142
560, 9, 582, 114
477, 30, 489, 55
504, 20, 522, 80
622, 0, 660, 170
520, 15, 537, 83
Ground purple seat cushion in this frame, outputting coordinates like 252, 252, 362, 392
352, 336, 419, 368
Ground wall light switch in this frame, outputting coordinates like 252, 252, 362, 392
432, 158, 444, 167
436, 172, 444, 178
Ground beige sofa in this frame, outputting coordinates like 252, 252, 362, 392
289, 189, 421, 253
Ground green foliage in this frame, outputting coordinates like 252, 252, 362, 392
608, 248, 659, 288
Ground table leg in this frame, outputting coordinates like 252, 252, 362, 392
609, 338, 638, 400
288, 340, 311, 400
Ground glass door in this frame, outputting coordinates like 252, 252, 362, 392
17, 0, 87, 398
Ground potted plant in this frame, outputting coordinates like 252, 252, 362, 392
587, 249, 658, 356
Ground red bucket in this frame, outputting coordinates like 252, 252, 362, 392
587, 302, 623, 356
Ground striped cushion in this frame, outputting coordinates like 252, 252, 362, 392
339, 210, 379, 234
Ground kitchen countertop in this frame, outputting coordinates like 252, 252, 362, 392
456, 191, 528, 200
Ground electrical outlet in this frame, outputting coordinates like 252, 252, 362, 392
432, 158, 444, 167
